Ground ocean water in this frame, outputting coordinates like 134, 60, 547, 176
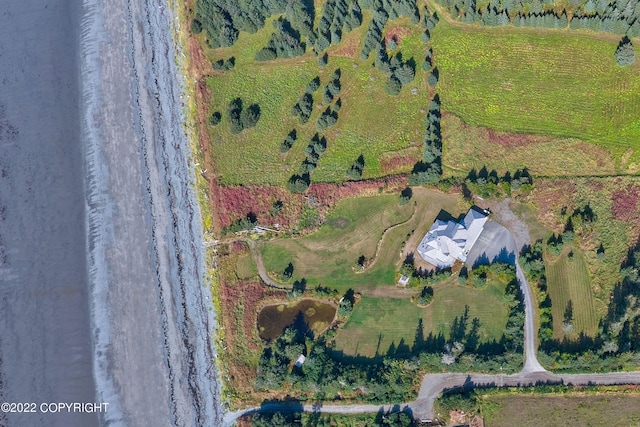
0, 1, 98, 426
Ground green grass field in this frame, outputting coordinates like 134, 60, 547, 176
441, 114, 618, 178
235, 253, 258, 280
261, 188, 464, 291
486, 393, 640, 426
205, 17, 431, 185
545, 246, 597, 338
431, 19, 640, 165
334, 278, 510, 357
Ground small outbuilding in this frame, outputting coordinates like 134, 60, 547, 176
294, 354, 306, 368
398, 275, 410, 286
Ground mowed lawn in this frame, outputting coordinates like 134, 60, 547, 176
205, 16, 431, 185
431, 20, 640, 163
334, 279, 510, 357
545, 246, 597, 338
261, 188, 463, 292
486, 393, 640, 427
441, 114, 618, 178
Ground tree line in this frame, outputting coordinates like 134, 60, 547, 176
435, 0, 640, 38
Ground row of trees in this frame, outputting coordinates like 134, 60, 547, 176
436, 0, 640, 37
409, 96, 442, 186
287, 134, 327, 192
520, 241, 554, 343
463, 166, 533, 198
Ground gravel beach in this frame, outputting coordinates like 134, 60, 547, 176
82, 0, 222, 425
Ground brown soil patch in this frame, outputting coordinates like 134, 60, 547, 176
486, 128, 552, 147
384, 26, 411, 45
380, 147, 421, 175
611, 184, 640, 222
188, 36, 211, 80
527, 179, 577, 231
330, 30, 361, 59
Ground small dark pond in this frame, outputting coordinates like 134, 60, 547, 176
257, 299, 337, 341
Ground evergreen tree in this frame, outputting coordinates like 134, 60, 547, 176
385, 75, 402, 95
615, 36, 635, 65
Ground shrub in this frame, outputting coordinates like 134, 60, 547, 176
305, 77, 320, 93
399, 187, 412, 204
240, 104, 260, 129
280, 129, 297, 152
418, 286, 434, 305
287, 174, 310, 193
191, 18, 203, 34
208, 112, 221, 127
227, 98, 243, 134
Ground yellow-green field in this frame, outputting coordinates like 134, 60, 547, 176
545, 246, 598, 338
441, 114, 618, 178
431, 19, 640, 165
486, 393, 640, 426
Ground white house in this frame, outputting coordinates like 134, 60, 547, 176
416, 207, 488, 268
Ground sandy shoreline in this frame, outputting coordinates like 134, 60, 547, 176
81, 0, 222, 425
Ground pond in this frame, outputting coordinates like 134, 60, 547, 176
257, 299, 337, 341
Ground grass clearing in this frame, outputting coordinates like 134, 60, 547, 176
261, 193, 414, 291
261, 188, 464, 292
441, 114, 617, 178
486, 393, 640, 426
545, 246, 597, 338
334, 278, 510, 357
236, 253, 258, 280
431, 19, 640, 166
205, 17, 432, 185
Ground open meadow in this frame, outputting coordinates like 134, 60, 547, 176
441, 114, 618, 178
260, 188, 464, 292
486, 392, 640, 426
334, 278, 511, 357
527, 177, 640, 317
431, 17, 640, 166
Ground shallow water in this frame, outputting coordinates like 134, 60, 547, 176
258, 299, 337, 341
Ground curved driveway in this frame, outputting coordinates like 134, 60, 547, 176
225, 220, 640, 424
